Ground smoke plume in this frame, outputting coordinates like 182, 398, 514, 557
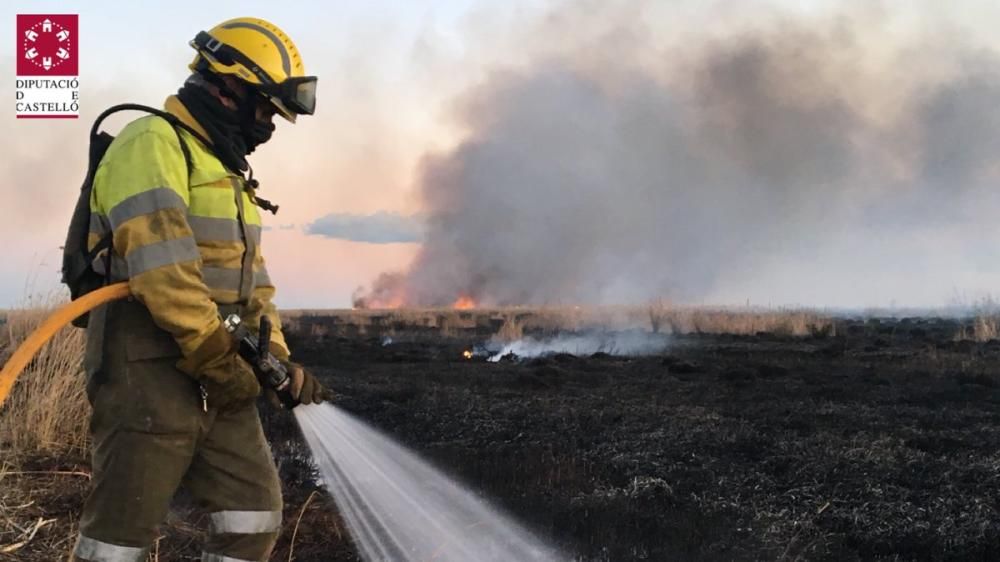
352, 6, 1000, 308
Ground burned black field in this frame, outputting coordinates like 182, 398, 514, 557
267, 314, 1000, 562
6, 313, 1000, 561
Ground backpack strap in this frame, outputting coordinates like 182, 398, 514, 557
91, 104, 202, 178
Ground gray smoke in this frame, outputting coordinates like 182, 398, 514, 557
356, 8, 1000, 308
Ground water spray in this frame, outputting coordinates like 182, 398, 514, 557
296, 404, 564, 562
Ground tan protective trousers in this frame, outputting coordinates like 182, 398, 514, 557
72, 300, 282, 562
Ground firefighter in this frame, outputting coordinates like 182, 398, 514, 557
72, 17, 326, 562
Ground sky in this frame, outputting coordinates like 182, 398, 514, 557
5, 1, 1000, 310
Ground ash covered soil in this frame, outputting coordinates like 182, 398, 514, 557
7, 316, 1000, 561
270, 316, 1000, 562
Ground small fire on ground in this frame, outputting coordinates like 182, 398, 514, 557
452, 333, 669, 363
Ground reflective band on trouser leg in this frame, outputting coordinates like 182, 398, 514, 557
208, 510, 282, 534
73, 534, 149, 562
201, 553, 257, 562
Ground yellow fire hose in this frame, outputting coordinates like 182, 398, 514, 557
0, 282, 131, 408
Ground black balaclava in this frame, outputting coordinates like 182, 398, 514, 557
176, 72, 276, 173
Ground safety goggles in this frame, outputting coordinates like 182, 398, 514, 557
191, 31, 317, 119
256, 75, 316, 118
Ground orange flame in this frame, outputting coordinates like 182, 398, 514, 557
453, 296, 476, 310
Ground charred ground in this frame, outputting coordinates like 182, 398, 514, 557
275, 314, 1000, 561
4, 314, 1000, 561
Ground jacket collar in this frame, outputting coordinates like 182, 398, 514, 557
164, 95, 211, 144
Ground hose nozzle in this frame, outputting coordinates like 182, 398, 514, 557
223, 313, 299, 409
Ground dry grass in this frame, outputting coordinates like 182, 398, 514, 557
680, 309, 834, 337
494, 315, 524, 342
0, 293, 90, 558
949, 295, 1000, 342
973, 316, 999, 342
954, 315, 1000, 342
286, 304, 835, 340
648, 300, 668, 334
0, 296, 89, 456
0, 460, 90, 558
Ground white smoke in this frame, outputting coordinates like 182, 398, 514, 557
488, 331, 668, 361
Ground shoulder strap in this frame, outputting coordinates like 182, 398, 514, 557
92, 103, 219, 181
92, 104, 194, 179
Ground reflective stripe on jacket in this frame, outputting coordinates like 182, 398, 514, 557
87, 95, 290, 359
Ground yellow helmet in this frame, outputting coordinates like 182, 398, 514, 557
189, 17, 316, 122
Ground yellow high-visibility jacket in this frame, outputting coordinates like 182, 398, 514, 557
87, 95, 289, 360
